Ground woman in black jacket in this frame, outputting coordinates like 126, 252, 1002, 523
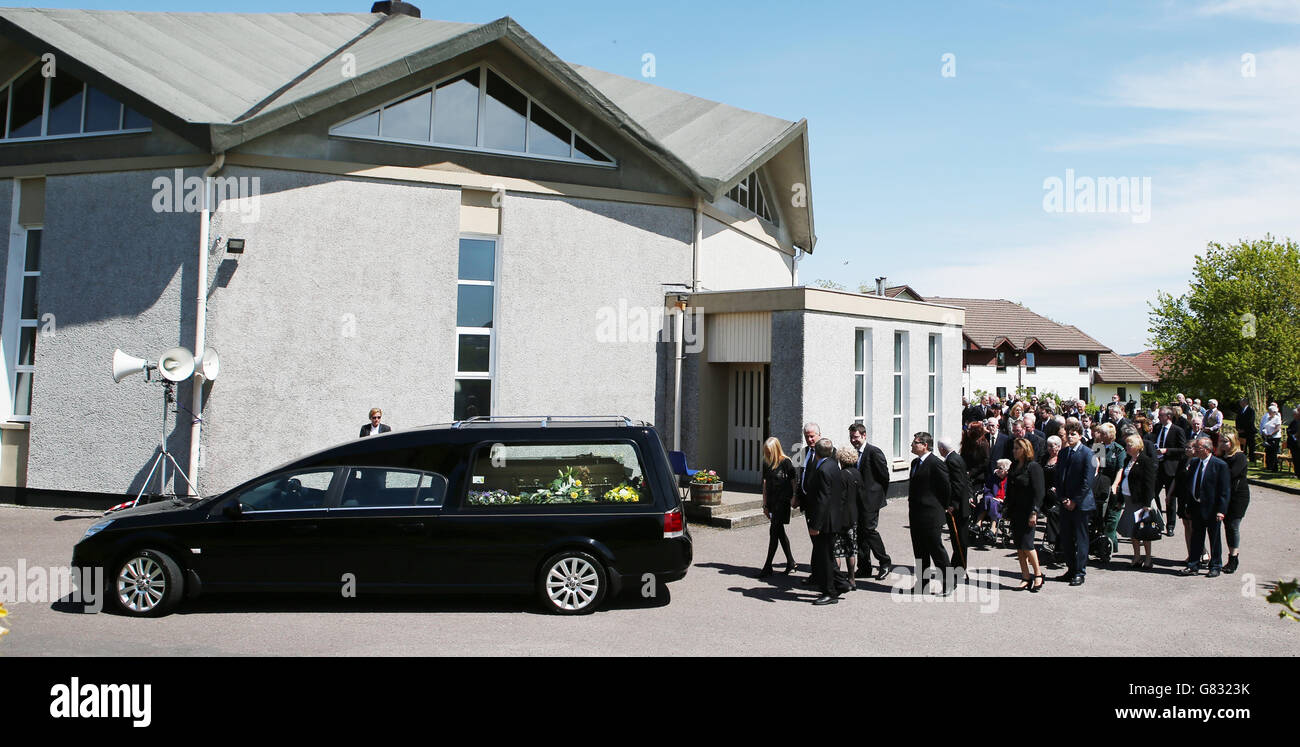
1001, 438, 1045, 592
1218, 435, 1250, 573
834, 447, 864, 588
1116, 433, 1158, 568
759, 437, 797, 577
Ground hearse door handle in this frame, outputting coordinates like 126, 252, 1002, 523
396, 521, 426, 534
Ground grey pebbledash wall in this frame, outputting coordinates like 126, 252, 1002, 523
26, 169, 199, 496
495, 192, 693, 427
201, 166, 463, 493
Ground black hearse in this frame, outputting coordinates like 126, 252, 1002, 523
72, 416, 692, 616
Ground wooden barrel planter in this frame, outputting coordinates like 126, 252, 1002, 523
690, 482, 724, 505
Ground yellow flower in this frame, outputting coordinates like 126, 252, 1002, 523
0, 604, 7, 617
575, 480, 583, 486
570, 491, 578, 498
0, 626, 8, 638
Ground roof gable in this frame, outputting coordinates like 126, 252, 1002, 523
926, 296, 1111, 352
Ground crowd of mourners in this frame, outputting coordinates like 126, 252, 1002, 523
757, 391, 1297, 605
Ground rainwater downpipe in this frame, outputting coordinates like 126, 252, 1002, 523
188, 153, 225, 494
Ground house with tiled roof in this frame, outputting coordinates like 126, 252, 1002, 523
0, 3, 965, 504
1094, 352, 1157, 406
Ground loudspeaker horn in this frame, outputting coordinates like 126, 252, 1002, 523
198, 348, 220, 382
112, 349, 151, 383
157, 347, 195, 382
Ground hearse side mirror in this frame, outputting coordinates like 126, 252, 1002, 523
222, 501, 243, 519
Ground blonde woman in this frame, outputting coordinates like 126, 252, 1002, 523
759, 437, 797, 577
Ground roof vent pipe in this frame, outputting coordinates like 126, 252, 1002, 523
875, 276, 887, 296
371, 1, 421, 17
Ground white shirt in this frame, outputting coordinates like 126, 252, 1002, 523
1262, 413, 1281, 437
1120, 460, 1134, 497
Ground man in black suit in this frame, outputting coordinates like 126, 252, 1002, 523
1152, 406, 1188, 536
938, 437, 971, 573
1180, 436, 1231, 577
907, 432, 952, 595
804, 438, 845, 605
790, 422, 821, 579
360, 408, 392, 437
962, 398, 986, 428
986, 417, 1012, 483
1054, 422, 1098, 586
1235, 398, 1257, 463
848, 424, 892, 580
1019, 415, 1047, 465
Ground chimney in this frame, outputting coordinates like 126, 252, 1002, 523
875, 276, 887, 296
371, 1, 421, 17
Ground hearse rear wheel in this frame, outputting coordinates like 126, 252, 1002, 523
538, 550, 607, 615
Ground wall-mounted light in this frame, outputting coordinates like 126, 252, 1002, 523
225, 238, 246, 254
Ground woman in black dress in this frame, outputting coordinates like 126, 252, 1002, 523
1002, 437, 1045, 591
834, 447, 864, 587
1116, 433, 1158, 568
961, 421, 991, 500
1218, 435, 1249, 573
759, 436, 797, 577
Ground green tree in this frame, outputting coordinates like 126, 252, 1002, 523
1147, 236, 1300, 412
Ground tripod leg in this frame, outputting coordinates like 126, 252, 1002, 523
135, 450, 166, 508
162, 450, 200, 497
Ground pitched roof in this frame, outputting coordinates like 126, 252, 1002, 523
925, 297, 1111, 352
1126, 350, 1164, 380
883, 285, 925, 301
0, 8, 815, 249
1096, 352, 1156, 383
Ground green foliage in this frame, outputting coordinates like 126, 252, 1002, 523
1148, 236, 1300, 412
1266, 579, 1300, 622
811, 278, 846, 291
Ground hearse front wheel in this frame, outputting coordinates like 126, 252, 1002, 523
113, 548, 183, 617
538, 550, 607, 615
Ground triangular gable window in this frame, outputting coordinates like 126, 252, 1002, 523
1, 63, 150, 141
331, 66, 615, 166
725, 170, 775, 225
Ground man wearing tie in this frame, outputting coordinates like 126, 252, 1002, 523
1180, 436, 1231, 577
907, 432, 953, 595
848, 423, 892, 580
1055, 422, 1098, 586
790, 423, 820, 579
1153, 407, 1188, 536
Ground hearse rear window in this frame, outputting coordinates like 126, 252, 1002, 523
466, 442, 649, 506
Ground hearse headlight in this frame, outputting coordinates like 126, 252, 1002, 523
82, 520, 114, 541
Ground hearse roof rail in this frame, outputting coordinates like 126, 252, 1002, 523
450, 415, 650, 429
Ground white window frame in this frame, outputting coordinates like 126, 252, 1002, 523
927, 333, 940, 437
854, 329, 871, 424
723, 169, 778, 227
892, 331, 908, 458
0, 62, 151, 143
329, 64, 617, 168
455, 233, 500, 418
2, 181, 38, 422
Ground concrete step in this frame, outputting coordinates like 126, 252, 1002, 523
709, 508, 772, 529
682, 497, 765, 522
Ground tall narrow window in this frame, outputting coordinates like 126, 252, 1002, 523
927, 334, 940, 437
11, 228, 40, 417
854, 330, 871, 424
892, 332, 907, 458
1025, 351, 1036, 370
1078, 354, 1088, 371
456, 237, 496, 419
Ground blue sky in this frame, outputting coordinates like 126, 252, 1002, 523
18, 0, 1300, 353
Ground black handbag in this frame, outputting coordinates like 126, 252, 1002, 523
1133, 507, 1164, 541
